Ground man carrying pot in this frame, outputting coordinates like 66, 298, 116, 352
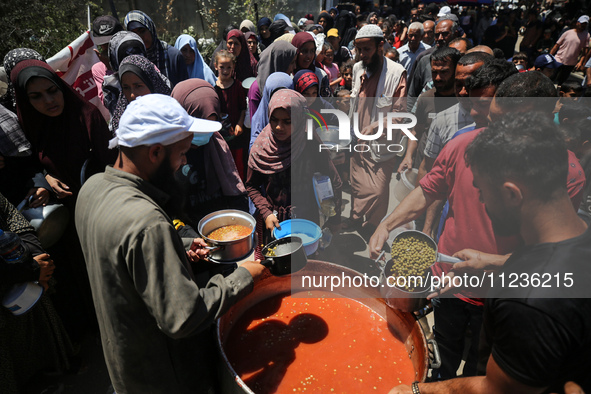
75, 94, 266, 394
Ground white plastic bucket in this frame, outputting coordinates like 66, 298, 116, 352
394, 169, 418, 202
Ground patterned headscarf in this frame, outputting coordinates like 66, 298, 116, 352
249, 89, 308, 174
294, 70, 319, 94
3, 48, 45, 109
174, 34, 217, 86
124, 11, 169, 79
111, 55, 171, 131
108, 31, 146, 72
250, 72, 294, 151
226, 29, 258, 82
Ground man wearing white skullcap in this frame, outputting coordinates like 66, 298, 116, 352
75, 94, 266, 393
345, 24, 408, 230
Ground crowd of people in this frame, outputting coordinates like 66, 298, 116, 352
0, 1, 590, 393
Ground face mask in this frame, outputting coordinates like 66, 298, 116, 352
192, 132, 213, 146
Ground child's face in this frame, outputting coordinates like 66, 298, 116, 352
342, 69, 352, 86
247, 38, 258, 54
215, 57, 235, 80
336, 95, 351, 112
512, 58, 527, 68
324, 49, 334, 64
560, 89, 578, 98
385, 52, 398, 62
302, 85, 318, 105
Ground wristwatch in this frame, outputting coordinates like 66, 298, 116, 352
411, 381, 421, 394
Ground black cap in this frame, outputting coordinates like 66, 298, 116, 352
92, 15, 124, 45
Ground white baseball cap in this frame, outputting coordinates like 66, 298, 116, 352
578, 15, 589, 24
438, 6, 451, 17
109, 94, 221, 149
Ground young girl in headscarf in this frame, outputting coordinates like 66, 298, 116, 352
11, 60, 117, 340
244, 31, 261, 61
102, 31, 147, 116
247, 40, 297, 120
249, 72, 294, 151
225, 29, 258, 82
257, 17, 273, 47
171, 79, 247, 228
292, 32, 333, 97
247, 89, 341, 251
3, 48, 45, 112
11, 60, 116, 199
123, 10, 188, 86
317, 11, 335, 32
174, 34, 217, 86
110, 55, 172, 132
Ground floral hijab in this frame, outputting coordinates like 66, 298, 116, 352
111, 55, 171, 131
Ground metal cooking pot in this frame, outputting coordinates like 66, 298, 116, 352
198, 210, 256, 263
17, 198, 69, 249
377, 230, 463, 312
216, 260, 440, 393
261, 236, 307, 276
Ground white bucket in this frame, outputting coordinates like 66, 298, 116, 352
393, 169, 418, 202
2, 282, 43, 315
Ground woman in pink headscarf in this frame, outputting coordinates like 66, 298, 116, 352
226, 29, 258, 82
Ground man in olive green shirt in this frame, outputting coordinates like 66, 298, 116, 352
75, 94, 266, 394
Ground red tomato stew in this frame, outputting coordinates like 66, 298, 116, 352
224, 291, 416, 393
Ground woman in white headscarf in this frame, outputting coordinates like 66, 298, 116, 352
174, 34, 217, 86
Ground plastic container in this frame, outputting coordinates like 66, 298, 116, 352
0, 229, 42, 315
273, 219, 322, 256
2, 282, 43, 315
393, 168, 419, 202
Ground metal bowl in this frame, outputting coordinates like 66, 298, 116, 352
198, 210, 256, 263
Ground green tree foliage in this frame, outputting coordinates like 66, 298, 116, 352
0, 0, 102, 64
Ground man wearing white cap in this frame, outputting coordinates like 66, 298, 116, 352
346, 24, 407, 230
75, 94, 266, 393
550, 15, 589, 85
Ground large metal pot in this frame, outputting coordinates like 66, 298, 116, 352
216, 260, 440, 393
198, 210, 256, 263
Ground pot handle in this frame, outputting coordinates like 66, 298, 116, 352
437, 253, 463, 264
427, 338, 442, 370
374, 250, 387, 270
205, 245, 223, 253
261, 258, 274, 269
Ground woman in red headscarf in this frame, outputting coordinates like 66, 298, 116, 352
226, 29, 258, 82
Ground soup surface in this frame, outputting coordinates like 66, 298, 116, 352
207, 224, 252, 241
224, 291, 416, 393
